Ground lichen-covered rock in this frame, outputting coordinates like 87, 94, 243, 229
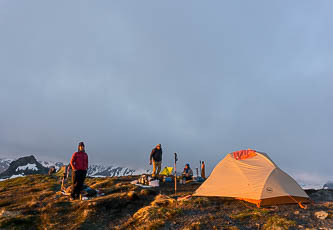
314, 210, 328, 220
0, 209, 21, 218
151, 194, 176, 207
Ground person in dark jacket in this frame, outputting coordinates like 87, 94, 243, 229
70, 142, 88, 200
149, 144, 162, 177
182, 163, 193, 181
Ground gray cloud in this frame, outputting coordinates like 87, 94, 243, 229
0, 1, 332, 180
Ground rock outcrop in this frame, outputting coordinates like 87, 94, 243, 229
323, 181, 333, 189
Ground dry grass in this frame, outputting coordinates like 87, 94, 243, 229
0, 175, 332, 229
118, 194, 182, 229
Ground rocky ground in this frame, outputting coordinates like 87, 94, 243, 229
0, 175, 332, 230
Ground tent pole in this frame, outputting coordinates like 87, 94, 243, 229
199, 160, 202, 177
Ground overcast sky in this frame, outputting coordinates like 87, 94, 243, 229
0, 1, 332, 183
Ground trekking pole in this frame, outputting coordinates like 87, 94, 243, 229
174, 153, 178, 196
199, 160, 202, 177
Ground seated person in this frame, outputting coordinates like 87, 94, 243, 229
182, 163, 193, 180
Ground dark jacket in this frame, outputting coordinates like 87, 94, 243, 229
182, 167, 193, 177
150, 147, 162, 162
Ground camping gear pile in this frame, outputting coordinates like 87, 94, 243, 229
61, 184, 102, 200
137, 174, 150, 185
132, 174, 160, 188
134, 167, 175, 188
160, 166, 173, 182
56, 165, 103, 200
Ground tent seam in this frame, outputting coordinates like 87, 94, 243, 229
258, 167, 276, 199
232, 156, 259, 199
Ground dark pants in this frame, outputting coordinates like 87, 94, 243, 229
183, 175, 193, 181
71, 170, 87, 199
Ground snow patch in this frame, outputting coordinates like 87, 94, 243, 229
0, 174, 25, 181
10, 174, 24, 179
8, 174, 24, 179
16, 163, 38, 172
90, 175, 106, 178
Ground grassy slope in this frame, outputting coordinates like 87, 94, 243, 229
0, 175, 332, 230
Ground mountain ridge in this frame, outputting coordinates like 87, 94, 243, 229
0, 156, 150, 179
0, 156, 328, 189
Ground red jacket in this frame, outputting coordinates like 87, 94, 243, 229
70, 151, 88, 171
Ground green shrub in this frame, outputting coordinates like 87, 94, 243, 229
263, 215, 296, 230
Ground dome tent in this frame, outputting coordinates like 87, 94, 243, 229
160, 167, 173, 176
194, 149, 309, 207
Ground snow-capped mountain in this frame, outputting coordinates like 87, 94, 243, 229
0, 158, 12, 174
291, 172, 332, 190
0, 155, 48, 179
323, 181, 333, 189
298, 182, 324, 190
87, 164, 150, 177
0, 155, 150, 179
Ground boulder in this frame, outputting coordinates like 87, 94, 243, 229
314, 211, 328, 220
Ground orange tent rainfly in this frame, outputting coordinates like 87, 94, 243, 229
194, 149, 309, 207
233, 149, 257, 160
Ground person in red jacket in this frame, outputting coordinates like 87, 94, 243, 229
70, 142, 88, 200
